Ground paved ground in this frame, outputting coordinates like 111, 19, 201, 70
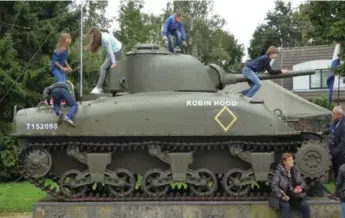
0, 213, 32, 218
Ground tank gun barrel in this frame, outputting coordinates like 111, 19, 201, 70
223, 70, 315, 85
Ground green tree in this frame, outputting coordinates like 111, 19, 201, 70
305, 1, 345, 73
0, 1, 79, 181
116, 0, 149, 52
248, 0, 305, 59
171, 0, 244, 70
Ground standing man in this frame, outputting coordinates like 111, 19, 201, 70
161, 12, 187, 53
323, 106, 345, 197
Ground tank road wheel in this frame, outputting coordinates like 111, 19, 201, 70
24, 149, 52, 178
222, 168, 251, 196
189, 168, 218, 196
107, 169, 136, 197
295, 140, 331, 179
59, 169, 87, 198
142, 169, 170, 197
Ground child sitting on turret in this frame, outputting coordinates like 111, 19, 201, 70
239, 46, 288, 100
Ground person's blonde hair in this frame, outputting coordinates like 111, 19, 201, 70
55, 32, 71, 52
87, 27, 102, 53
266, 46, 279, 56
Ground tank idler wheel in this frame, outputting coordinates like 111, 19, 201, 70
107, 169, 136, 197
295, 140, 331, 179
189, 168, 218, 196
222, 168, 251, 196
24, 149, 52, 178
59, 169, 87, 198
142, 169, 170, 197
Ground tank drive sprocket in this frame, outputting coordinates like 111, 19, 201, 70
294, 140, 331, 179
23, 148, 52, 178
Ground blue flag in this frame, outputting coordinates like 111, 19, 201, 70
327, 43, 341, 108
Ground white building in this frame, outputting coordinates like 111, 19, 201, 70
271, 44, 345, 103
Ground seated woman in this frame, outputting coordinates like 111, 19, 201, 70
269, 152, 311, 218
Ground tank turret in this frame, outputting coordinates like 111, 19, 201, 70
108, 44, 314, 94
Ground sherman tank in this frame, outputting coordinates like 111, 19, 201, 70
12, 44, 331, 201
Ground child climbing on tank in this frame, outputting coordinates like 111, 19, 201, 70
239, 46, 288, 100
161, 12, 187, 53
86, 27, 123, 95
43, 81, 78, 127
50, 32, 73, 82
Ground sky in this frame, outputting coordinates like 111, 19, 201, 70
104, 0, 306, 58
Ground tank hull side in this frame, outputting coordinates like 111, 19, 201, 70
13, 92, 298, 136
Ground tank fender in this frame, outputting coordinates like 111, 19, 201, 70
300, 132, 323, 141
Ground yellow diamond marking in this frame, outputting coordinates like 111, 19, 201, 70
214, 106, 238, 132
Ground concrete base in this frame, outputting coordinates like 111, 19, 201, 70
33, 198, 340, 218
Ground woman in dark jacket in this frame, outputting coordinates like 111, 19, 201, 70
269, 152, 311, 218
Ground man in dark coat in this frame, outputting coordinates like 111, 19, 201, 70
323, 106, 345, 179
323, 106, 345, 198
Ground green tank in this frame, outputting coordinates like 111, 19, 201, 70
12, 44, 330, 201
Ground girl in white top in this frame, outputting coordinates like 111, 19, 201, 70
87, 27, 123, 94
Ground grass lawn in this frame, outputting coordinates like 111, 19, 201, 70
0, 180, 337, 213
0, 182, 47, 213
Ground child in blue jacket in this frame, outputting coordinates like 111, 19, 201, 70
50, 33, 72, 82
87, 27, 123, 94
240, 46, 288, 100
161, 12, 187, 53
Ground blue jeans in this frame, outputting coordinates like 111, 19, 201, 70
341, 202, 345, 218
52, 69, 66, 82
279, 199, 310, 218
51, 87, 78, 119
240, 67, 262, 97
167, 30, 183, 53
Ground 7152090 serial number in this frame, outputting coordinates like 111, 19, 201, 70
26, 123, 58, 130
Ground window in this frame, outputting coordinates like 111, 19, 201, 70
309, 69, 329, 89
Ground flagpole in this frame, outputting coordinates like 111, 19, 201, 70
80, 0, 83, 98
337, 73, 340, 106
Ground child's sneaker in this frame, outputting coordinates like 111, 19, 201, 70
57, 111, 64, 125
64, 116, 75, 127
91, 87, 103, 94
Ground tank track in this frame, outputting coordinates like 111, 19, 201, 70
19, 138, 323, 202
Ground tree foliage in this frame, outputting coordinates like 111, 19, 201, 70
248, 0, 345, 76
305, 1, 345, 74
248, 0, 305, 59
